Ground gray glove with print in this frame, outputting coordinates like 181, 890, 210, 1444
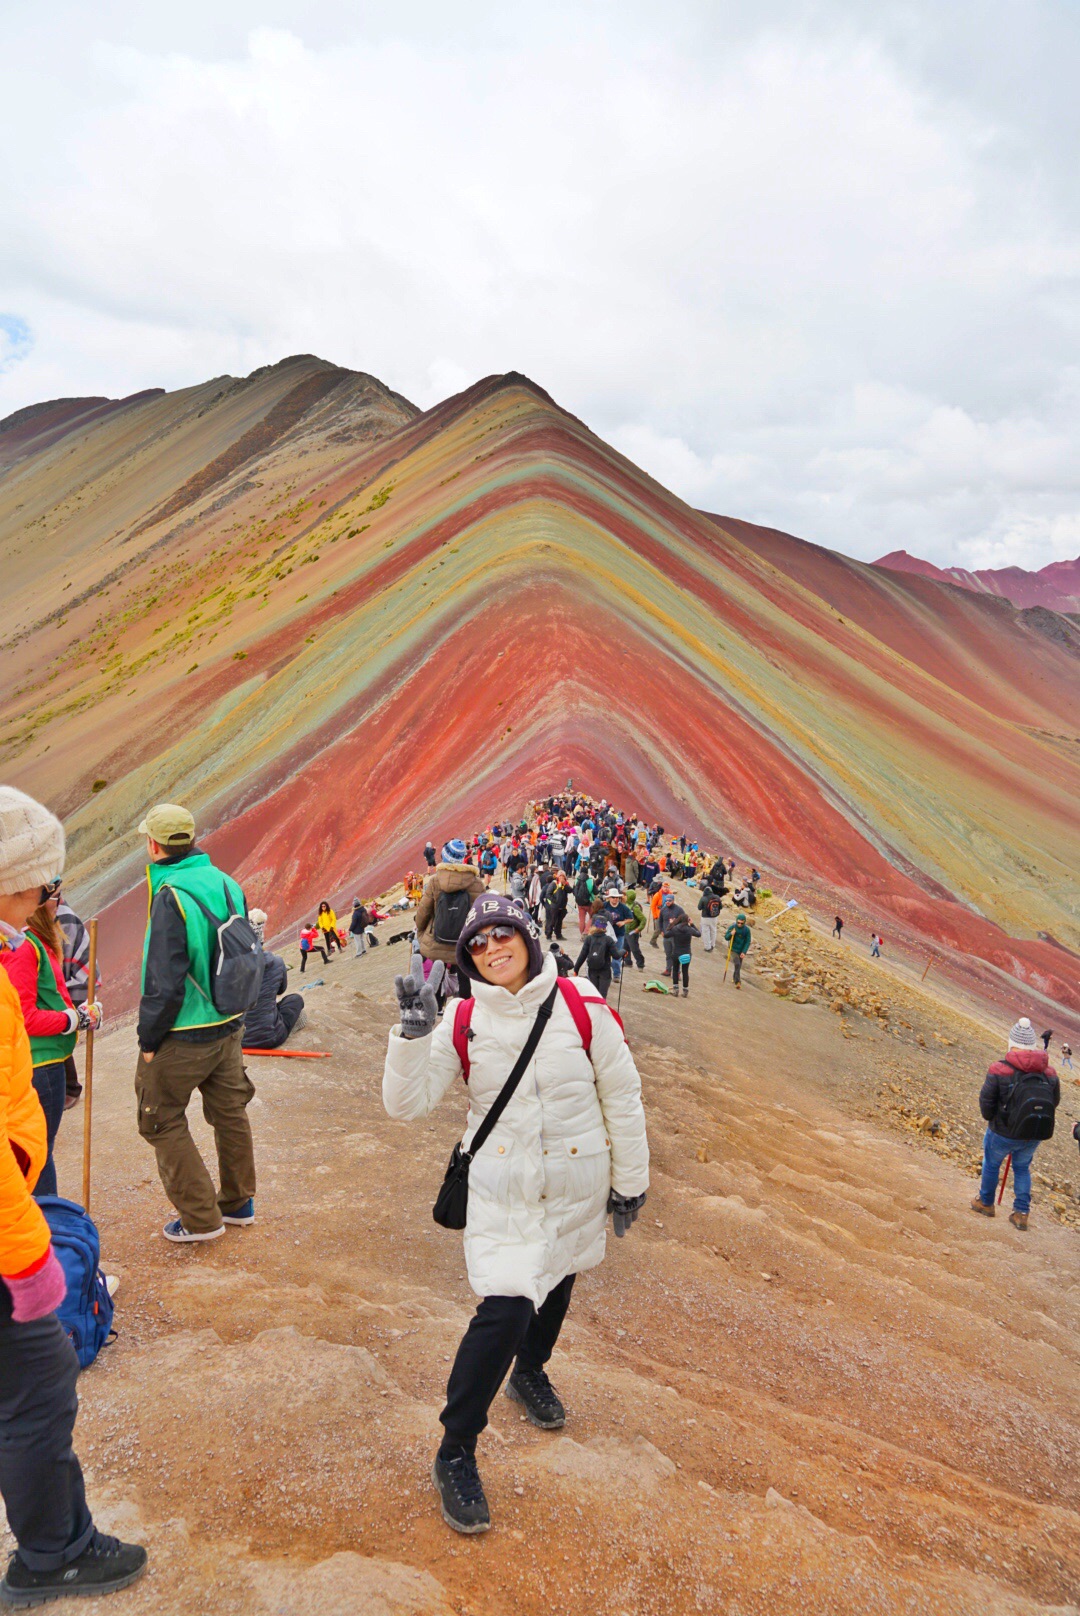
394, 961, 445, 1039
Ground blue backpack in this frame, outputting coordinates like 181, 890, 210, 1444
36, 1196, 115, 1370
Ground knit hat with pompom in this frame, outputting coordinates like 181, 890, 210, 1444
0, 787, 65, 897
1008, 1017, 1038, 1050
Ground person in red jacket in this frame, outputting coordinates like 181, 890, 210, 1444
0, 785, 146, 1604
2, 905, 99, 1197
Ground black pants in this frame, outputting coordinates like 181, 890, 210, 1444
732, 951, 744, 984
31, 1062, 66, 1199
0, 1315, 94, 1571
321, 929, 343, 954
672, 957, 690, 989
588, 967, 612, 1000
299, 947, 327, 974
440, 1275, 576, 1454
625, 932, 645, 967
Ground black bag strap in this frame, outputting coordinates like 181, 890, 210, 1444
464, 984, 558, 1163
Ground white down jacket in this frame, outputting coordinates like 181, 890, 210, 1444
383, 954, 649, 1307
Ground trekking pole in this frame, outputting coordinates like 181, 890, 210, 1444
723, 935, 735, 982
81, 918, 98, 1212
997, 1154, 1012, 1206
617, 966, 624, 1013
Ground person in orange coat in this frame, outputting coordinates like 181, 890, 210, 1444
0, 786, 147, 1603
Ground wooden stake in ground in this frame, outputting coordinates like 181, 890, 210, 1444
921, 957, 934, 982
81, 918, 98, 1212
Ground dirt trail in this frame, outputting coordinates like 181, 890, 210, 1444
8, 900, 1079, 1616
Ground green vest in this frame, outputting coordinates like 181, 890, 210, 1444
26, 932, 78, 1068
142, 852, 248, 1034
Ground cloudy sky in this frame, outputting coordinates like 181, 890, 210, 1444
2, 1, 1078, 569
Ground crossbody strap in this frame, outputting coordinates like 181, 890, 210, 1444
465, 984, 558, 1162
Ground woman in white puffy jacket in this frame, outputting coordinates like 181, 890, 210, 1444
383, 892, 649, 1536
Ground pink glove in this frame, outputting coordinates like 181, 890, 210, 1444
4, 1248, 68, 1322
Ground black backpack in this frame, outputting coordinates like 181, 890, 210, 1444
587, 929, 610, 968
185, 884, 265, 1018
999, 1062, 1057, 1141
574, 873, 592, 906
703, 893, 722, 918
433, 887, 473, 946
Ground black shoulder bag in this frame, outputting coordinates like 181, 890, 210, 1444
433, 984, 558, 1229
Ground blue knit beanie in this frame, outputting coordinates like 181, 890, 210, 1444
442, 839, 467, 863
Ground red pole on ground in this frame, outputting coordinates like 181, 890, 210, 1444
242, 1048, 332, 1059
997, 1154, 1012, 1205
921, 958, 933, 982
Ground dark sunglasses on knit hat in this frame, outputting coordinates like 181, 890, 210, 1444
39, 877, 63, 902
464, 923, 519, 956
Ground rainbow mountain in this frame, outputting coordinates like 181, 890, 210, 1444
1, 357, 1077, 1017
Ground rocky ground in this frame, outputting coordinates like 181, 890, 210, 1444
8, 884, 1079, 1616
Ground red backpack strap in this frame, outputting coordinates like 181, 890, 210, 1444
452, 998, 476, 1081
556, 977, 629, 1051
556, 976, 593, 1053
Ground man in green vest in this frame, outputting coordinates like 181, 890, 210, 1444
136, 804, 256, 1244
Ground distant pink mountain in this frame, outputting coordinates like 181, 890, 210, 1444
875, 549, 1080, 614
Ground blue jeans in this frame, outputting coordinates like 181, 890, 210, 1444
979, 1128, 1039, 1214
31, 1061, 66, 1199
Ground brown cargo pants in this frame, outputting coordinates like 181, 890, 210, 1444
135, 1030, 255, 1234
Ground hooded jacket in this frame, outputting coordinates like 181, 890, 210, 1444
414, 861, 486, 964
383, 954, 648, 1306
979, 1049, 1060, 1140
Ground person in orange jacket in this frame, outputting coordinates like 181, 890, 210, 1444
0, 786, 146, 1603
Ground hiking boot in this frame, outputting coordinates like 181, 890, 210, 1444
163, 1218, 224, 1244
507, 1366, 566, 1429
1, 1532, 148, 1606
432, 1452, 491, 1534
221, 1198, 255, 1226
293, 1008, 308, 1032
682, 986, 689, 997
970, 1197, 995, 1218
1009, 1210, 1029, 1230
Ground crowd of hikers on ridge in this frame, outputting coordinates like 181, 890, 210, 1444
0, 780, 1071, 1590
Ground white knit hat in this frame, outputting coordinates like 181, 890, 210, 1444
1008, 1016, 1038, 1050
0, 786, 66, 896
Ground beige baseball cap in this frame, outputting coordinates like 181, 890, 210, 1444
138, 803, 196, 846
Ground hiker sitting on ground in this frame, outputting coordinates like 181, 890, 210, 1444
971, 1017, 1060, 1231
382, 893, 649, 1536
243, 911, 305, 1051
724, 914, 752, 987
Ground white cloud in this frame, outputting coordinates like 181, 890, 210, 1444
0, 2, 1078, 571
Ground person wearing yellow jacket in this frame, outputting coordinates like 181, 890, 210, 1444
0, 786, 147, 1605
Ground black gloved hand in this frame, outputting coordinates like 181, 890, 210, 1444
608, 1190, 647, 1237
394, 961, 445, 1039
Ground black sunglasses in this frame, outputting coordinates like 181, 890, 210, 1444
39, 878, 63, 902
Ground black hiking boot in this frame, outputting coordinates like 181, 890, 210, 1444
432, 1451, 491, 1534
506, 1365, 566, 1429
1, 1533, 148, 1607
